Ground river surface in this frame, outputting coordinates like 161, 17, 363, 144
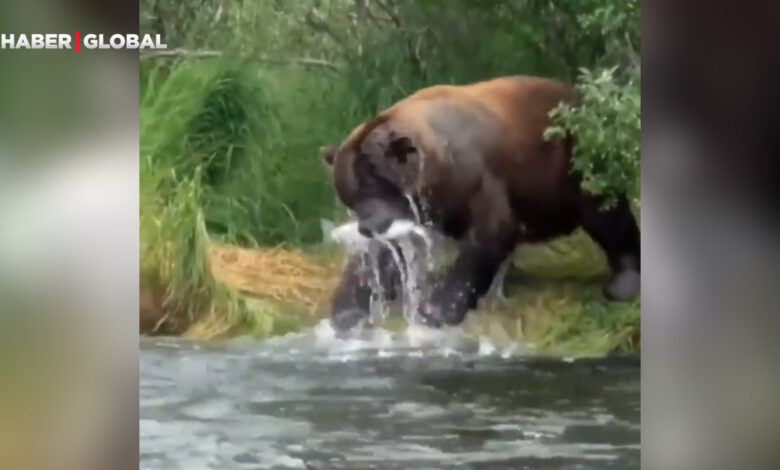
140, 322, 640, 470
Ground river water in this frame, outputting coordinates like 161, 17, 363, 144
140, 322, 640, 470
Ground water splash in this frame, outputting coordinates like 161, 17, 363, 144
378, 238, 408, 309
394, 236, 425, 324
367, 242, 391, 323
328, 218, 511, 329
405, 193, 421, 224
329, 219, 436, 326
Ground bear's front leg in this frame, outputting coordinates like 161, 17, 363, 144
420, 172, 518, 326
421, 237, 515, 327
330, 244, 402, 333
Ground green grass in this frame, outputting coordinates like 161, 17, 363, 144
140, 61, 348, 244
509, 230, 639, 356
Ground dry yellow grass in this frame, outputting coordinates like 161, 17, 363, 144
207, 243, 342, 316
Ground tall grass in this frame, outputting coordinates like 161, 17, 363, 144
141, 61, 343, 245
139, 61, 349, 336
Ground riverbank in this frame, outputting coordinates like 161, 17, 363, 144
139, 227, 639, 358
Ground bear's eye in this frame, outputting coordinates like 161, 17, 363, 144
387, 136, 415, 164
354, 155, 399, 197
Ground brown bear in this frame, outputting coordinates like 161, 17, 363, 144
321, 75, 640, 331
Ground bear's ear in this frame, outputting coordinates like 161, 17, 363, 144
320, 145, 337, 168
387, 135, 416, 164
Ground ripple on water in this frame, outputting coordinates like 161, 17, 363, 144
301, 319, 531, 363
141, 322, 640, 470
384, 402, 449, 420
179, 397, 235, 420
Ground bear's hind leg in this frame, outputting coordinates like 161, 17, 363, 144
579, 195, 640, 301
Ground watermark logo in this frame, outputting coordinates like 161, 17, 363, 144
1, 33, 167, 51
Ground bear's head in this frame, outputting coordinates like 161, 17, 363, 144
322, 120, 426, 238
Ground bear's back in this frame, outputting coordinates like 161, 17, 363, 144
399, 76, 574, 136
338, 76, 574, 158
386, 76, 580, 218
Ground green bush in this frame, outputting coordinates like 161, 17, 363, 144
544, 0, 641, 206
546, 67, 640, 206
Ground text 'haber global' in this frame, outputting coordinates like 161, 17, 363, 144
1, 33, 167, 50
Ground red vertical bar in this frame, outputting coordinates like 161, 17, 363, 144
75, 31, 80, 52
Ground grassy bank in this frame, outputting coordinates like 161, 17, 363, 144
139, 208, 639, 356
139, 0, 640, 356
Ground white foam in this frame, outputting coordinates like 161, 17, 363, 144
405, 323, 449, 347
254, 320, 531, 362
478, 339, 498, 356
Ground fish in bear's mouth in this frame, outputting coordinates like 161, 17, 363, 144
329, 219, 428, 248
